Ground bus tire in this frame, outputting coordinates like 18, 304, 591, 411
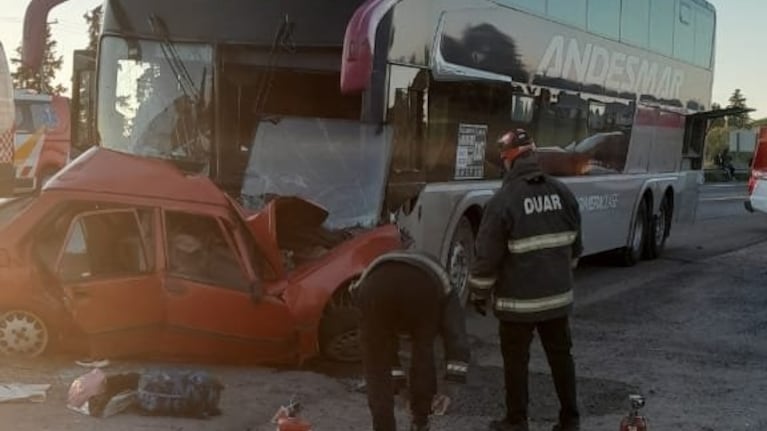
646, 196, 672, 260
447, 216, 475, 305
618, 200, 648, 267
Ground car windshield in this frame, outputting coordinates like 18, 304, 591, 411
240, 118, 393, 229
97, 36, 213, 171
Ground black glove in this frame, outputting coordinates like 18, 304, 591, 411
470, 293, 488, 316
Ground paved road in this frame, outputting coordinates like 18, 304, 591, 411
457, 182, 767, 430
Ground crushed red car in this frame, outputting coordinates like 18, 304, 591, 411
0, 147, 402, 364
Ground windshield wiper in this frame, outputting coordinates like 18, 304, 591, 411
252, 14, 296, 123
148, 14, 199, 103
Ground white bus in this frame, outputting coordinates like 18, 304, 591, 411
24, 0, 727, 301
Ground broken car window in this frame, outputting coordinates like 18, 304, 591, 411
58, 210, 149, 282
165, 211, 249, 291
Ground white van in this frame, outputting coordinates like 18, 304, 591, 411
0, 42, 15, 196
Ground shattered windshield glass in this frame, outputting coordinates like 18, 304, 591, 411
240, 118, 393, 229
97, 36, 213, 170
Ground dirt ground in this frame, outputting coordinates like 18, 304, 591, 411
1, 233, 766, 430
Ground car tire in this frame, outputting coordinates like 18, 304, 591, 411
319, 292, 362, 363
447, 216, 475, 305
646, 196, 672, 260
618, 200, 648, 267
0, 309, 52, 358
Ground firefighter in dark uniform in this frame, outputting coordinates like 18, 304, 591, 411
469, 129, 582, 431
351, 250, 471, 431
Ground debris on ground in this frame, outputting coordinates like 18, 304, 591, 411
0, 383, 51, 403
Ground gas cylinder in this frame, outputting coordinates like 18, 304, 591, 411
619, 394, 648, 431
273, 399, 312, 431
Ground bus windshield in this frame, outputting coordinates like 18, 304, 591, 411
97, 36, 213, 170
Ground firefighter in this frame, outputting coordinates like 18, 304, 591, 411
469, 129, 582, 431
351, 250, 470, 431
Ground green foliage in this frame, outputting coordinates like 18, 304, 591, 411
83, 6, 103, 52
726, 89, 750, 129
10, 24, 66, 95
704, 126, 729, 168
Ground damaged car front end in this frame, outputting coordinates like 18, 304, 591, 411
0, 147, 402, 364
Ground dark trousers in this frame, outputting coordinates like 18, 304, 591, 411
359, 264, 441, 431
499, 317, 579, 426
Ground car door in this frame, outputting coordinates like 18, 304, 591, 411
161, 209, 297, 364
56, 208, 165, 358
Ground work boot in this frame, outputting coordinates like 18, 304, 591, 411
489, 418, 529, 431
410, 420, 430, 431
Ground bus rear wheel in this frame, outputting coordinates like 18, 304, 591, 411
447, 216, 475, 305
619, 200, 648, 267
646, 196, 672, 260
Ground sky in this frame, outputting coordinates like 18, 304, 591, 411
0, 0, 764, 118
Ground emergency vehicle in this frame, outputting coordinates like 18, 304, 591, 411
13, 89, 71, 191
0, 41, 14, 196
746, 126, 767, 214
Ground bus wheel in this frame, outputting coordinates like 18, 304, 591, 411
619, 201, 648, 266
447, 216, 475, 305
646, 196, 672, 260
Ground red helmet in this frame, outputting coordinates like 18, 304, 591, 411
498, 129, 535, 163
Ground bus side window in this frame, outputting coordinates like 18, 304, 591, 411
388, 66, 427, 175
511, 94, 535, 124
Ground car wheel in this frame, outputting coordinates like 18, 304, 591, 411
646, 196, 672, 260
618, 200, 648, 267
0, 310, 50, 358
447, 216, 475, 305
319, 305, 362, 363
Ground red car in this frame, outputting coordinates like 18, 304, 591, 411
0, 147, 402, 364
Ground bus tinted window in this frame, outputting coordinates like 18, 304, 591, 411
620, 0, 650, 48
695, 7, 715, 68
499, 0, 545, 14
675, 1, 696, 63
587, 0, 620, 39
548, 0, 586, 29
649, 0, 675, 57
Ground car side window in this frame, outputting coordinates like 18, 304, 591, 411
58, 210, 150, 282
165, 211, 249, 292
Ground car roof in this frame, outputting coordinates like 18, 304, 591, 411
45, 147, 230, 207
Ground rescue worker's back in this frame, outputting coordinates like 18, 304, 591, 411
471, 154, 582, 322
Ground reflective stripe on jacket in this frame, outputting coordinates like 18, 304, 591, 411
469, 155, 582, 322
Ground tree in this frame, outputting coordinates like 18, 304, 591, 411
11, 23, 66, 95
710, 102, 725, 128
83, 5, 103, 51
726, 88, 750, 129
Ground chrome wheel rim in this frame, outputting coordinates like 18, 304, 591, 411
0, 310, 48, 357
448, 241, 469, 300
632, 212, 645, 252
655, 206, 667, 246
328, 330, 360, 362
